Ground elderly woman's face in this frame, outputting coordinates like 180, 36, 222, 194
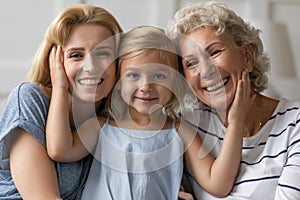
180, 28, 252, 110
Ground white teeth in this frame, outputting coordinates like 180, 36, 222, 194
79, 79, 103, 86
206, 78, 229, 92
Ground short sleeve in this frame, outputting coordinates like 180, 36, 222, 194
0, 82, 50, 161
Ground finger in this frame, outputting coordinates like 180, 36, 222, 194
242, 70, 248, 99
242, 70, 251, 99
235, 79, 243, 102
178, 191, 194, 200
49, 45, 57, 69
56, 45, 63, 65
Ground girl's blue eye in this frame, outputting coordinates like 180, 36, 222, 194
95, 51, 112, 57
153, 73, 167, 80
127, 73, 140, 79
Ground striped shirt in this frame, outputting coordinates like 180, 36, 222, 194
186, 98, 300, 200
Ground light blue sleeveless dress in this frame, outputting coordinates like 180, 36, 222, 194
81, 120, 184, 200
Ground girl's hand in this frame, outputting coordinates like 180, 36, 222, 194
227, 70, 255, 126
49, 45, 69, 90
178, 185, 194, 200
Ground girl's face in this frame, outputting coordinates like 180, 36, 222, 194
180, 28, 253, 111
63, 24, 116, 103
119, 52, 174, 117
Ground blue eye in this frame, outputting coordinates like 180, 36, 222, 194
95, 51, 112, 57
153, 73, 167, 80
126, 72, 140, 79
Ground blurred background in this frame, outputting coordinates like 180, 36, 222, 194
1, 0, 300, 106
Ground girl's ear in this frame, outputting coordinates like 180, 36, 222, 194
244, 44, 254, 72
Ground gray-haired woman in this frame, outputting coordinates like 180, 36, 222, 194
167, 1, 300, 199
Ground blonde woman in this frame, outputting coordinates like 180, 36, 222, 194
0, 4, 122, 199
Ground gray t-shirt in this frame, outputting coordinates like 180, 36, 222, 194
0, 82, 91, 199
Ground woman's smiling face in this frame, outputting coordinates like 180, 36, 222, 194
63, 24, 116, 103
180, 28, 253, 111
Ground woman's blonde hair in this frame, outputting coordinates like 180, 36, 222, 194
110, 26, 188, 120
166, 1, 270, 93
27, 4, 122, 90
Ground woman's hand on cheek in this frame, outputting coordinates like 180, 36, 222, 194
49, 45, 69, 90
228, 69, 256, 126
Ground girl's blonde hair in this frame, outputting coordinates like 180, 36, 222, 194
27, 4, 122, 90
166, 1, 270, 93
110, 26, 188, 120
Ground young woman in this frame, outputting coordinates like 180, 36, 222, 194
46, 26, 253, 199
0, 4, 122, 199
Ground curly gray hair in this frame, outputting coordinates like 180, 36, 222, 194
166, 1, 270, 92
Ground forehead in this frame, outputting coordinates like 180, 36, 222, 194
179, 28, 233, 55
65, 24, 114, 50
121, 51, 174, 69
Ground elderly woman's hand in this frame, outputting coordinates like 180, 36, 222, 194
227, 69, 255, 126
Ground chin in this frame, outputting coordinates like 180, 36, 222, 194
73, 93, 101, 103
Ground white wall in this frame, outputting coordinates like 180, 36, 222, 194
0, 0, 58, 101
1, 0, 300, 104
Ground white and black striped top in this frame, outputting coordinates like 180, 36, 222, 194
185, 98, 300, 200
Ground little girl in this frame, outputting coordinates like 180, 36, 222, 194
46, 26, 252, 199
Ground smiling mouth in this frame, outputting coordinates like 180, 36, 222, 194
135, 97, 158, 102
78, 78, 104, 86
206, 78, 229, 92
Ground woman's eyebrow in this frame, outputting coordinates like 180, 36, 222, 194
65, 47, 84, 53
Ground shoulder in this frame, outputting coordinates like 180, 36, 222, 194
273, 98, 300, 118
2, 82, 50, 124
11, 82, 42, 95
0, 83, 49, 146
279, 98, 300, 108
7, 82, 48, 104
181, 107, 219, 127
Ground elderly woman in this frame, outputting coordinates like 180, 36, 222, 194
167, 1, 300, 199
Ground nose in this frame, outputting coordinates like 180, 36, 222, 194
196, 53, 217, 79
82, 54, 97, 73
139, 76, 153, 93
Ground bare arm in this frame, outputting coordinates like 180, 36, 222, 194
46, 46, 99, 162
180, 70, 253, 197
10, 129, 62, 200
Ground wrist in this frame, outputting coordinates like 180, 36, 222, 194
227, 121, 245, 132
51, 86, 69, 97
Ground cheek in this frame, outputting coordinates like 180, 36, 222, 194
184, 71, 199, 88
120, 82, 135, 101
